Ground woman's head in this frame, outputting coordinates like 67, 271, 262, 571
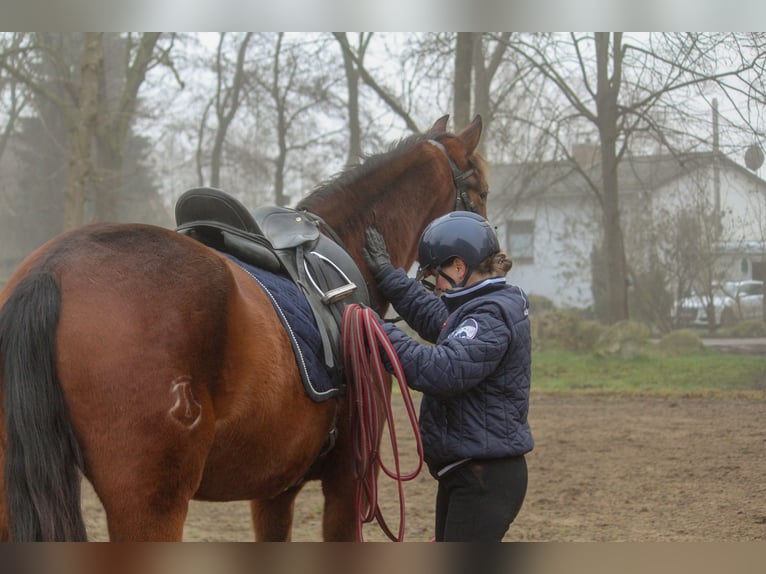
417, 211, 506, 290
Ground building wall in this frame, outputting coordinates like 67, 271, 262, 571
489, 191, 600, 309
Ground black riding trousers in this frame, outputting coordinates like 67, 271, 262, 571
434, 456, 528, 542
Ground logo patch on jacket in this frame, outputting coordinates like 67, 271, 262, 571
448, 318, 479, 340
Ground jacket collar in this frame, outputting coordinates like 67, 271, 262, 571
442, 277, 506, 312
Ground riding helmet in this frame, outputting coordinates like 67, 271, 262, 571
417, 211, 499, 276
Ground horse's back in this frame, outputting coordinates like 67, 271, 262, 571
18, 223, 233, 406
1, 221, 232, 389
3, 222, 228, 299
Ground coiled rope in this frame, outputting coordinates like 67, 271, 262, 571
341, 303, 424, 542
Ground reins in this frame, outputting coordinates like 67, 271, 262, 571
341, 303, 424, 542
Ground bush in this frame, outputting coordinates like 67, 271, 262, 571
573, 320, 607, 353
527, 294, 556, 312
531, 309, 606, 353
658, 329, 704, 356
728, 320, 766, 338
531, 309, 580, 351
594, 320, 651, 359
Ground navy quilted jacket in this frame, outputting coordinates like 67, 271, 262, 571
377, 267, 534, 477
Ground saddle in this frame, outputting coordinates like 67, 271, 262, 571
174, 187, 370, 371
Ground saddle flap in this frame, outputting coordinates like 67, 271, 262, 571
252, 206, 320, 250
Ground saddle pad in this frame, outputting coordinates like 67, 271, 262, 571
223, 253, 343, 402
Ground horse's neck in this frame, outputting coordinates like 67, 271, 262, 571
309, 158, 452, 265
321, 197, 438, 274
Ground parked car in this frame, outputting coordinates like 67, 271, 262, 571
674, 280, 764, 327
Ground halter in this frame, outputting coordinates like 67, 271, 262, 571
427, 139, 479, 213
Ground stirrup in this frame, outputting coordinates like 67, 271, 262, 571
304, 252, 358, 304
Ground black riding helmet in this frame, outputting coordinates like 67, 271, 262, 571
417, 211, 499, 289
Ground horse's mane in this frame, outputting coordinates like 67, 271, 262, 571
296, 131, 436, 213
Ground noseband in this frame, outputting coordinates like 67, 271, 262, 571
427, 139, 479, 213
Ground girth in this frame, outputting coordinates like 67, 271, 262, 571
174, 187, 370, 371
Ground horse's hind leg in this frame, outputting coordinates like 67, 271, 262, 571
89, 423, 216, 542
84, 429, 212, 541
250, 486, 302, 541
60, 364, 217, 541
99, 492, 188, 541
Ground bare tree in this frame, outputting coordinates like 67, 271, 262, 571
332, 32, 372, 164
501, 32, 766, 323
92, 32, 168, 222
195, 32, 253, 188
451, 32, 513, 153
453, 33, 475, 129
0, 33, 177, 226
246, 33, 344, 206
0, 33, 30, 166
395, 32, 526, 157
332, 33, 420, 135
626, 167, 746, 333
0, 34, 31, 222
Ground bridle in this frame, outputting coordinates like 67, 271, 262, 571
427, 138, 481, 213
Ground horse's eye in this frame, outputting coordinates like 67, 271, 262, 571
479, 192, 488, 201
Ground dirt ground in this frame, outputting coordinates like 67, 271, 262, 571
81, 393, 766, 542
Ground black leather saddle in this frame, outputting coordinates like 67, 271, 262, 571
174, 187, 370, 370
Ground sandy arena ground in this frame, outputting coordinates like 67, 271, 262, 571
81, 393, 766, 542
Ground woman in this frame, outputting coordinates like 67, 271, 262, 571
363, 211, 533, 542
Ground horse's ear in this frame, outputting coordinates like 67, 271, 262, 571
457, 115, 482, 154
426, 115, 449, 135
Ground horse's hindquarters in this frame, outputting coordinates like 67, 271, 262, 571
41, 226, 237, 539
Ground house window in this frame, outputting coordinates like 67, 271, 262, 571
506, 220, 535, 264
753, 261, 766, 282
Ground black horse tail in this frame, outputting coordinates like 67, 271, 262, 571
0, 270, 87, 541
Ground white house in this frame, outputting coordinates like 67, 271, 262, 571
488, 147, 766, 310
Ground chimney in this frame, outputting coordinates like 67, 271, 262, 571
572, 142, 600, 167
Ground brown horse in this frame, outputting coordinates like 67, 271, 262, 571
0, 115, 488, 541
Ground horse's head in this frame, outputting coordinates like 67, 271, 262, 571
424, 114, 489, 219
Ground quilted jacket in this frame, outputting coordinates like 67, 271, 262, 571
377, 267, 534, 477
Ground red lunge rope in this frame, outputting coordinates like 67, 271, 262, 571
341, 303, 424, 542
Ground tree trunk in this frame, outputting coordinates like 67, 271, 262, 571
595, 32, 629, 323
93, 32, 160, 222
93, 142, 122, 222
472, 35, 489, 140
273, 33, 289, 207
210, 32, 252, 188
333, 33, 362, 165
64, 33, 102, 230
600, 146, 629, 323
274, 145, 287, 206
453, 33, 475, 130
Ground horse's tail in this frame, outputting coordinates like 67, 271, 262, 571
0, 270, 87, 541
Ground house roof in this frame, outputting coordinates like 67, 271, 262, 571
489, 150, 766, 215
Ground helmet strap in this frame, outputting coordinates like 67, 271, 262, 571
455, 268, 474, 289
437, 268, 459, 289
438, 261, 473, 290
